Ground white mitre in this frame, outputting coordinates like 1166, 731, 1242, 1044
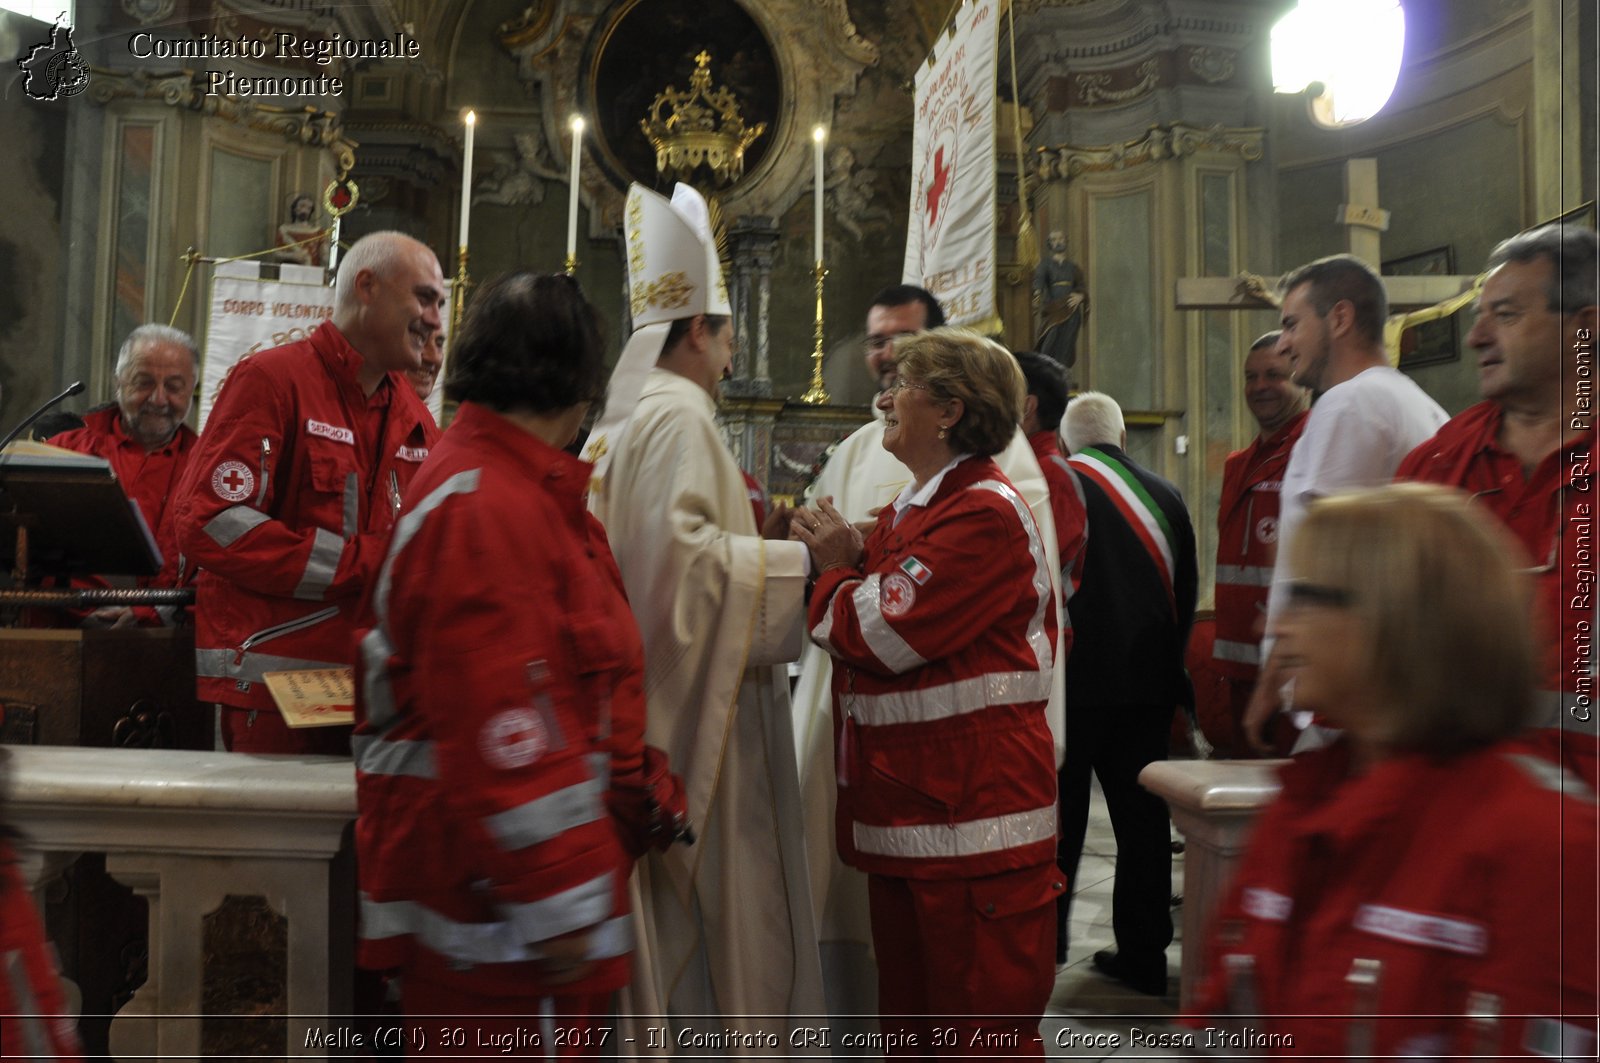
584, 182, 730, 482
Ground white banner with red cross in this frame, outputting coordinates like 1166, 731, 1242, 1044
902, 0, 1001, 330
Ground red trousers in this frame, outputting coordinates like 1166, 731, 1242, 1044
868, 866, 1059, 1059
398, 972, 611, 1059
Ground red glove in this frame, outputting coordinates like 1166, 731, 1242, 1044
608, 745, 693, 857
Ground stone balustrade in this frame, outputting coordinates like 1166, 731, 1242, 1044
1139, 758, 1287, 1011
7, 746, 357, 1060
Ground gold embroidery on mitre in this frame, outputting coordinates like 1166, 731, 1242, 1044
631, 270, 695, 316
626, 196, 646, 277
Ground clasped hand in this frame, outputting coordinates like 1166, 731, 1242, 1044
789, 496, 865, 573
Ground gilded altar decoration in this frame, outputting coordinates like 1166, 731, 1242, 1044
640, 51, 766, 189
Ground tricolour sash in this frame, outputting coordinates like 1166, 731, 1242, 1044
1068, 446, 1177, 613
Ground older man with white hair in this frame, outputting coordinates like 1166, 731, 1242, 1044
172, 230, 443, 753
46, 324, 201, 623
1058, 390, 1197, 996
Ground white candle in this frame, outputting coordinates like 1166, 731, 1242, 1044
458, 110, 476, 249
567, 114, 585, 263
812, 125, 826, 264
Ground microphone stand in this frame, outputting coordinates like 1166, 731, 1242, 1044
0, 380, 85, 453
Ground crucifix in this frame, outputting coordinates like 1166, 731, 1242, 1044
1175, 158, 1480, 315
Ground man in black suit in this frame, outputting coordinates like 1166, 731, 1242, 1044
1057, 390, 1197, 995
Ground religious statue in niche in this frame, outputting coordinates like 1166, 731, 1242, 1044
475, 131, 566, 208
1033, 230, 1087, 368
276, 193, 328, 267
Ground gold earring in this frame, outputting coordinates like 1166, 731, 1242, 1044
937, 426, 947, 440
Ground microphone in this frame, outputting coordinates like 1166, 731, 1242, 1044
0, 381, 85, 453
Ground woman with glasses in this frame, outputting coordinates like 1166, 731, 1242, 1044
1189, 483, 1597, 1057
351, 272, 685, 1055
793, 328, 1062, 1057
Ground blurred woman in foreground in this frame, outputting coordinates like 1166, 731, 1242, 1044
352, 272, 684, 1055
1189, 484, 1597, 1057
794, 329, 1061, 1056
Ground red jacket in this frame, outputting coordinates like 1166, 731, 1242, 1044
1027, 430, 1088, 662
49, 405, 198, 588
1397, 403, 1597, 787
809, 455, 1059, 880
0, 846, 83, 1061
1213, 412, 1306, 680
1188, 740, 1597, 1058
171, 321, 438, 716
352, 402, 643, 997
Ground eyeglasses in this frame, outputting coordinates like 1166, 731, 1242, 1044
888, 379, 929, 394
866, 331, 915, 355
1285, 580, 1353, 608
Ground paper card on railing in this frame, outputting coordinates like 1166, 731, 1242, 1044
264, 668, 355, 728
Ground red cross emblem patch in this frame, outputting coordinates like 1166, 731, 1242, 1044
479, 708, 549, 771
879, 572, 917, 618
211, 460, 254, 502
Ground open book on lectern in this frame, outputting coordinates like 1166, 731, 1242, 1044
0, 440, 163, 578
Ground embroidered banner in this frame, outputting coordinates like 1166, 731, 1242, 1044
902, 0, 1000, 330
201, 262, 453, 429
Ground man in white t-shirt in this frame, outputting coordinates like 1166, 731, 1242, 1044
1244, 254, 1447, 750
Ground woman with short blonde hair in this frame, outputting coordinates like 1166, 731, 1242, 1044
1286, 482, 1534, 754
892, 328, 1025, 457
1189, 483, 1596, 1056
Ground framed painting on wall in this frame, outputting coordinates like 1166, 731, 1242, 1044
1383, 245, 1458, 368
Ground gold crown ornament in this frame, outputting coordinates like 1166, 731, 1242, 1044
640, 51, 766, 189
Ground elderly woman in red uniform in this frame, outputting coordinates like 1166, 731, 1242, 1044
1189, 483, 1597, 1058
793, 328, 1062, 1057
352, 272, 684, 1055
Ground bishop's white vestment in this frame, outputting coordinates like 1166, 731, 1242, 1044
591, 368, 825, 1047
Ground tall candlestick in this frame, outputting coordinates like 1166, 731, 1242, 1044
458, 111, 476, 250
812, 125, 826, 264
566, 114, 585, 271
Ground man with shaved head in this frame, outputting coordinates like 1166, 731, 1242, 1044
173, 231, 444, 753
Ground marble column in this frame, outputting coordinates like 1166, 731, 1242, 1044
725, 215, 779, 398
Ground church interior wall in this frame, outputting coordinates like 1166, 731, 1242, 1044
1269, 0, 1553, 418
0, 0, 1590, 521
0, 11, 69, 431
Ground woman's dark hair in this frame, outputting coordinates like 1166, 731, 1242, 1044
444, 271, 607, 413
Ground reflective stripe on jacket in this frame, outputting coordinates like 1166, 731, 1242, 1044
809, 456, 1059, 880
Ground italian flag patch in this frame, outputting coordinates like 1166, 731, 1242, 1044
900, 556, 933, 585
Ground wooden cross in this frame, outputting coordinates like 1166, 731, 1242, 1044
1176, 159, 1480, 313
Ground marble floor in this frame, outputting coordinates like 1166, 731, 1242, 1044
1041, 777, 1196, 1060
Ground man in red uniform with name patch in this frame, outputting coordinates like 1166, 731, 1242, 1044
48, 324, 200, 623
172, 231, 443, 754
1397, 222, 1599, 789
1207, 331, 1308, 756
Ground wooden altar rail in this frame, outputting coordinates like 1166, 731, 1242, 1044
1138, 758, 1287, 1010
8, 746, 356, 1060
